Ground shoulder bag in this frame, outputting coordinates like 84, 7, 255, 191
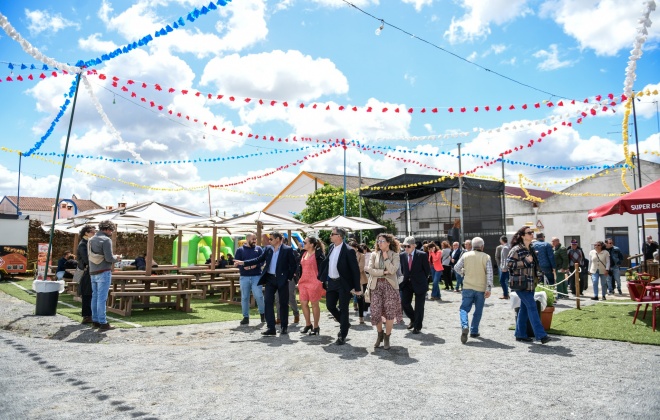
72, 267, 85, 283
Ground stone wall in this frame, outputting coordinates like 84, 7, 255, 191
28, 220, 176, 265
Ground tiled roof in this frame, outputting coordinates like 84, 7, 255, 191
305, 171, 384, 191
504, 187, 554, 200
3, 196, 104, 212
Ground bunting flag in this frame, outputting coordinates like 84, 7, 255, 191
623, 0, 655, 98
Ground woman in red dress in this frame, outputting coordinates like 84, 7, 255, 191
298, 236, 326, 335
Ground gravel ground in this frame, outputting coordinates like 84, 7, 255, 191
0, 283, 658, 419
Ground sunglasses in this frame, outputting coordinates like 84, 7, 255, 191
376, 240, 386, 244
330, 232, 339, 236
404, 244, 413, 248
524, 231, 534, 235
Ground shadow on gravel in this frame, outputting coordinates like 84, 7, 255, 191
256, 335, 296, 347
322, 342, 369, 360
371, 346, 419, 365
528, 341, 574, 357
2, 314, 32, 330
229, 324, 266, 334
50, 324, 105, 343
1, 334, 159, 419
299, 334, 334, 345
405, 331, 445, 346
464, 337, 514, 349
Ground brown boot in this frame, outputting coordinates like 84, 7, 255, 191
294, 314, 300, 324
383, 333, 391, 350
276, 318, 281, 325
81, 316, 93, 324
374, 331, 384, 348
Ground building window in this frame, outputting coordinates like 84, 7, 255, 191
419, 221, 430, 229
506, 217, 514, 226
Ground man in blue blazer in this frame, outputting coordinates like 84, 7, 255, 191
400, 236, 431, 334
235, 231, 297, 336
317, 227, 362, 345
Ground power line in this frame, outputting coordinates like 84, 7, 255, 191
341, 1, 567, 99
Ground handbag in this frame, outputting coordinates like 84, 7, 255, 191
364, 274, 373, 303
73, 267, 85, 283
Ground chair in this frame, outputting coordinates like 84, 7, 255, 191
627, 281, 653, 324
645, 285, 660, 332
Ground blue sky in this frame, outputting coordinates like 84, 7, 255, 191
0, 0, 658, 216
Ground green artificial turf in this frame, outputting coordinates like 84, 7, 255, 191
0, 278, 327, 328
549, 303, 660, 346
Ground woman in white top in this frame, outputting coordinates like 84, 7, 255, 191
588, 241, 610, 301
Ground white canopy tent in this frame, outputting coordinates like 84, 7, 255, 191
309, 215, 385, 231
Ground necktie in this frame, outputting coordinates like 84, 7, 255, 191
408, 253, 413, 270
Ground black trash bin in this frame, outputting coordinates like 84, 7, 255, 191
514, 301, 542, 337
33, 280, 61, 316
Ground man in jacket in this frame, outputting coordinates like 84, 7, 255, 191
605, 238, 625, 295
317, 227, 362, 345
234, 233, 265, 325
532, 232, 556, 285
642, 235, 658, 270
450, 242, 463, 291
454, 237, 493, 344
567, 239, 588, 295
551, 237, 569, 300
234, 231, 297, 336
399, 236, 431, 334
88, 220, 120, 331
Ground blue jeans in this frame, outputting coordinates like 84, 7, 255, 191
515, 290, 547, 340
608, 267, 621, 293
239, 275, 265, 318
431, 268, 442, 298
541, 267, 555, 285
459, 289, 485, 334
454, 271, 464, 290
592, 272, 607, 298
499, 269, 510, 297
91, 270, 111, 325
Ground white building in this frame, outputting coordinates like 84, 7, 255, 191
0, 194, 104, 222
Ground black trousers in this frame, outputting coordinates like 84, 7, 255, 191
263, 275, 289, 330
81, 294, 92, 317
357, 283, 369, 317
326, 279, 352, 339
400, 282, 426, 330
442, 265, 453, 289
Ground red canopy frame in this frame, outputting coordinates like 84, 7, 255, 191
588, 179, 660, 222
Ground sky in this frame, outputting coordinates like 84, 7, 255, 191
0, 0, 658, 218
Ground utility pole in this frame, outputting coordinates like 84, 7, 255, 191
16, 152, 22, 216
501, 158, 506, 235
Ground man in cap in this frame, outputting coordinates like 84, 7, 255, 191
399, 236, 431, 334
567, 239, 588, 295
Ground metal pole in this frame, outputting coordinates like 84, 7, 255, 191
655, 100, 660, 151
207, 185, 212, 217
632, 96, 646, 266
458, 143, 464, 245
404, 168, 411, 236
343, 141, 347, 216
45, 72, 82, 278
358, 162, 363, 243
501, 158, 506, 235
16, 152, 22, 216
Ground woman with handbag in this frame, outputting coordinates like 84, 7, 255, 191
76, 225, 96, 324
298, 236, 326, 336
588, 241, 610, 301
367, 233, 402, 350
349, 241, 370, 324
507, 226, 551, 344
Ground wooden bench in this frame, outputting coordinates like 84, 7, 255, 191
190, 280, 233, 299
109, 289, 203, 316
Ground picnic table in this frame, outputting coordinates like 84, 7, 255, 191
108, 273, 199, 316
178, 268, 241, 301
117, 264, 179, 274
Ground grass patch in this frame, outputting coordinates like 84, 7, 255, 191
0, 279, 327, 328
549, 303, 660, 346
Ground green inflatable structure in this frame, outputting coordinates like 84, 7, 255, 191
172, 234, 237, 266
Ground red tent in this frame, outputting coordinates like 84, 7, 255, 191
588, 179, 660, 221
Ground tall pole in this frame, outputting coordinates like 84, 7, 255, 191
45, 72, 82, 278
404, 168, 411, 236
343, 142, 347, 216
358, 161, 363, 243
207, 185, 212, 216
16, 152, 22, 216
458, 143, 464, 245
501, 158, 506, 235
632, 95, 646, 261
655, 100, 660, 151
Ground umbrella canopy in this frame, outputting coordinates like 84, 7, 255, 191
217, 211, 309, 232
309, 215, 385, 231
587, 179, 660, 221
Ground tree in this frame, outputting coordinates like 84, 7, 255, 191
297, 184, 396, 247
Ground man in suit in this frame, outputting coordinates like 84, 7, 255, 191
317, 227, 362, 345
234, 231, 297, 336
399, 236, 431, 334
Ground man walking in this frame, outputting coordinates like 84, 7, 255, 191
532, 233, 556, 285
234, 233, 265, 325
454, 237, 493, 344
275, 237, 301, 325
498, 235, 510, 299
234, 232, 297, 336
551, 237, 569, 300
88, 220, 120, 331
399, 236, 431, 334
605, 238, 624, 295
317, 227, 362, 345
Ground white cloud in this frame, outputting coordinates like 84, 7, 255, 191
532, 44, 573, 70
201, 50, 349, 102
424, 123, 434, 134
539, 0, 660, 57
444, 0, 532, 44
404, 73, 416, 86
502, 57, 516, 66
466, 51, 477, 61
78, 33, 117, 52
25, 8, 79, 35
401, 0, 434, 12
